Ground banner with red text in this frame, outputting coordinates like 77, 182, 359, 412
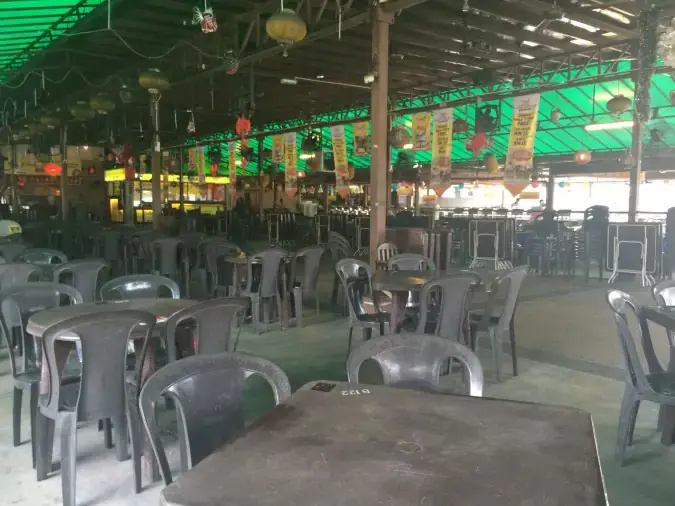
505, 94, 540, 183
284, 132, 298, 198
412, 112, 431, 151
352, 121, 370, 156
331, 124, 350, 198
430, 107, 453, 196
272, 135, 285, 164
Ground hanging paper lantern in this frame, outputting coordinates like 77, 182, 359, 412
453, 118, 469, 134
390, 126, 410, 148
606, 95, 632, 116
119, 86, 133, 104
297, 170, 305, 178
575, 150, 592, 164
223, 50, 239, 75
531, 178, 540, 189
90, 93, 116, 115
191, 1, 218, 33
139, 69, 170, 95
266, 9, 307, 57
40, 115, 60, 130
235, 115, 251, 145
210, 163, 218, 175
550, 108, 561, 123
44, 163, 62, 176
70, 101, 95, 121
558, 180, 565, 188
484, 153, 499, 173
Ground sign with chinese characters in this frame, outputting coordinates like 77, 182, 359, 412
430, 108, 453, 196
284, 132, 298, 198
331, 125, 350, 198
505, 94, 540, 183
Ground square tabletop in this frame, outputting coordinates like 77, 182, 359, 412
160, 381, 607, 506
643, 306, 675, 331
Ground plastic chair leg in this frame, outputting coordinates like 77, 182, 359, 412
346, 327, 354, 359
489, 327, 503, 382
35, 412, 55, 481
30, 383, 38, 468
114, 414, 129, 462
103, 418, 113, 449
12, 386, 22, 447
251, 299, 261, 334
509, 320, 518, 377
293, 287, 303, 328
615, 385, 639, 466
60, 412, 78, 506
127, 404, 143, 494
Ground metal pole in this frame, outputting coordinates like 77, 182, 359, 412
368, 5, 392, 265
179, 147, 185, 213
60, 125, 68, 220
258, 138, 264, 222
545, 175, 555, 211
10, 141, 18, 217
150, 95, 162, 229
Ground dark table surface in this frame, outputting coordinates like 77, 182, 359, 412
160, 381, 607, 506
642, 306, 675, 330
371, 270, 443, 292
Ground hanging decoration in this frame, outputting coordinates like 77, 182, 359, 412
504, 93, 540, 184
272, 134, 285, 163
266, 1, 308, 57
241, 145, 253, 168
70, 101, 95, 122
223, 50, 240, 74
390, 125, 411, 149
331, 125, 350, 198
352, 121, 370, 156
187, 110, 196, 134
191, 0, 218, 33
412, 112, 431, 151
550, 108, 561, 123
121, 145, 135, 181
90, 93, 116, 115
228, 141, 238, 202
235, 114, 251, 147
302, 131, 321, 152
40, 115, 60, 130
119, 85, 133, 104
197, 145, 206, 183
465, 128, 492, 157
657, 17, 675, 68
44, 163, 62, 176
430, 108, 453, 196
575, 150, 592, 164
485, 153, 499, 173
284, 132, 298, 198
138, 69, 170, 95
606, 95, 632, 116
453, 118, 469, 134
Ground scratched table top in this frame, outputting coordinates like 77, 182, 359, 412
160, 381, 607, 506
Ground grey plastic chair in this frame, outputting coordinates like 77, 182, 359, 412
151, 237, 186, 281
289, 245, 324, 327
388, 252, 436, 272
606, 289, 675, 465
336, 258, 389, 357
653, 279, 675, 348
470, 266, 528, 382
35, 311, 156, 505
417, 274, 479, 344
17, 248, 68, 265
346, 333, 484, 396
0, 282, 83, 468
138, 352, 291, 486
0, 242, 27, 262
197, 238, 241, 297
100, 274, 180, 301
0, 262, 44, 289
54, 259, 110, 303
163, 297, 250, 361
241, 249, 288, 334
327, 240, 352, 308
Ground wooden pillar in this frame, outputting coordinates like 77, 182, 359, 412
59, 125, 68, 219
369, 5, 393, 265
545, 174, 555, 211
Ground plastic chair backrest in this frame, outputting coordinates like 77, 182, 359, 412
40, 310, 155, 421
163, 298, 249, 362
606, 290, 661, 392
0, 263, 43, 290
0, 282, 83, 379
100, 274, 180, 300
17, 248, 67, 265
54, 259, 109, 303
335, 258, 374, 322
479, 266, 528, 333
328, 231, 351, 249
290, 245, 324, 296
245, 248, 287, 298
388, 253, 436, 272
0, 243, 26, 262
151, 237, 184, 277
200, 239, 241, 273
99, 230, 122, 261
653, 280, 675, 306
139, 352, 291, 485
326, 240, 351, 263
416, 275, 477, 342
377, 242, 399, 266
346, 333, 483, 396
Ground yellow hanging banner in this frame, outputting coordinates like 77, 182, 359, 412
272, 135, 285, 164
284, 132, 298, 198
331, 125, 350, 197
188, 147, 197, 173
412, 112, 431, 151
228, 141, 237, 202
430, 108, 453, 196
505, 94, 540, 183
197, 146, 206, 184
352, 121, 370, 156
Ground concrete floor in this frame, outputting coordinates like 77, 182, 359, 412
1, 272, 674, 505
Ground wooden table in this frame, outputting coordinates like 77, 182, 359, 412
160, 381, 607, 506
28, 297, 197, 483
642, 305, 675, 445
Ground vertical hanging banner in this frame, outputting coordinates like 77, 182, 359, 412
161, 152, 170, 203
188, 147, 197, 172
197, 145, 206, 183
331, 125, 350, 198
430, 108, 453, 196
505, 93, 540, 186
272, 135, 285, 164
352, 121, 370, 156
284, 132, 298, 198
412, 112, 432, 151
228, 141, 237, 201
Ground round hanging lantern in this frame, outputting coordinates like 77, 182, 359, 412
558, 180, 565, 188
223, 50, 240, 75
90, 93, 116, 115
575, 150, 592, 164
391, 126, 411, 149
551, 108, 561, 123
531, 178, 540, 189
453, 118, 469, 134
210, 163, 218, 175
70, 101, 95, 121
606, 95, 632, 116
44, 163, 62, 176
138, 68, 170, 95
265, 9, 307, 56
297, 170, 305, 178
119, 86, 134, 104
484, 153, 499, 173
40, 115, 60, 129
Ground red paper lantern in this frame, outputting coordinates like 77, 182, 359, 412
210, 163, 218, 175
44, 163, 62, 176
531, 179, 540, 189
575, 150, 592, 164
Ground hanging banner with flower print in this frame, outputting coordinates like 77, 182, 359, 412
352, 121, 370, 156
228, 141, 237, 201
412, 112, 432, 151
272, 135, 285, 164
331, 124, 350, 198
430, 107, 453, 196
505, 94, 540, 184
188, 147, 197, 173
284, 132, 298, 198
197, 145, 206, 183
